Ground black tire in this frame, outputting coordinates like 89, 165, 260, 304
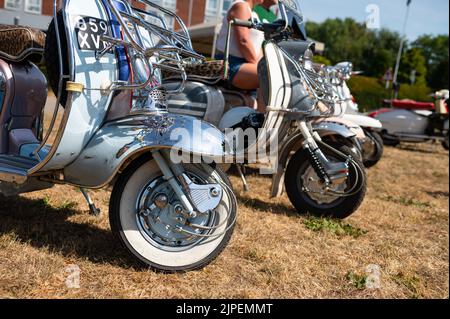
285, 143, 367, 219
109, 154, 236, 273
442, 132, 449, 150
381, 132, 400, 147
363, 130, 384, 168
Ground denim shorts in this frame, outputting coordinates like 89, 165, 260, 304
215, 53, 247, 82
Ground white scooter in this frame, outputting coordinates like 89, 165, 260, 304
316, 62, 385, 168
370, 90, 449, 150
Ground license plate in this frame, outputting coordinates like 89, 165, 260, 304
75, 16, 110, 51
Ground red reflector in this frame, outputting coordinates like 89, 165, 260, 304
369, 108, 392, 118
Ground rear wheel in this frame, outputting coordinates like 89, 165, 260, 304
442, 132, 449, 150
285, 143, 367, 219
109, 155, 236, 272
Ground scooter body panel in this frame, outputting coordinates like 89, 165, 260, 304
32, 0, 119, 173
63, 114, 232, 188
165, 81, 226, 127
218, 107, 256, 130
375, 108, 429, 135
343, 114, 383, 130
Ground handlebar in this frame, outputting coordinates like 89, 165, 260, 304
231, 18, 254, 28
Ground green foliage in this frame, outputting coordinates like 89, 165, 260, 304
303, 217, 367, 239
399, 48, 428, 85
347, 76, 389, 112
312, 55, 332, 66
382, 196, 432, 209
306, 19, 449, 91
347, 76, 432, 112
346, 272, 367, 290
413, 35, 449, 90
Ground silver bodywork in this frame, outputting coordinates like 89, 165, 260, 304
64, 113, 231, 188
1, 0, 230, 192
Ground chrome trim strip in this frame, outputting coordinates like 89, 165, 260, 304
28, 0, 76, 176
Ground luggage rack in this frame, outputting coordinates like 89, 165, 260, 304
100, 0, 205, 94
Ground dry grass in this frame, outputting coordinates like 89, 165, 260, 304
0, 96, 448, 299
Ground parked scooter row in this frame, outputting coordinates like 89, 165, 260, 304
165, 1, 367, 219
1, 0, 371, 272
316, 62, 385, 168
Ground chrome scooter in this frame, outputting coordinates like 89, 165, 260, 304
0, 0, 238, 272
316, 62, 385, 168
164, 0, 367, 219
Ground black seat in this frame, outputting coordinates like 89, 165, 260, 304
0, 25, 45, 63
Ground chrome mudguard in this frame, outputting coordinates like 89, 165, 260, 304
63, 113, 232, 188
313, 121, 358, 139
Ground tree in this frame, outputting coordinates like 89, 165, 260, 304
399, 48, 428, 86
412, 35, 449, 89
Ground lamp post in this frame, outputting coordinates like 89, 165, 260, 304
392, 0, 412, 99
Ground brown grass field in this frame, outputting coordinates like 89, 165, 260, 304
0, 96, 448, 299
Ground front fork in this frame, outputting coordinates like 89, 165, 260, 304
298, 121, 349, 186
151, 150, 198, 219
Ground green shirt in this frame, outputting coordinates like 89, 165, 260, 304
254, 5, 277, 23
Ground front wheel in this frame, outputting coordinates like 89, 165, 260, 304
285, 143, 367, 219
363, 130, 384, 168
109, 155, 236, 272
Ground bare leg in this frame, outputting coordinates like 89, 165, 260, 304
232, 63, 259, 90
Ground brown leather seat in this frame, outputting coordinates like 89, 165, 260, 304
0, 25, 46, 63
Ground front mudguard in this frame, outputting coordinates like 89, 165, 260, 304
63, 113, 232, 188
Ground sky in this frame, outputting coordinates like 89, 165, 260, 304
300, 0, 449, 40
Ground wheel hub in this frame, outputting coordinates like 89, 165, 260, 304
137, 176, 214, 249
301, 166, 348, 205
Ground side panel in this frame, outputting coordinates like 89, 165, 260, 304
166, 81, 225, 126
377, 109, 429, 135
313, 121, 358, 139
0, 60, 12, 154
63, 114, 231, 188
343, 114, 383, 130
37, 0, 118, 171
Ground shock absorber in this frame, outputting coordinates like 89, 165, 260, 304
304, 144, 330, 185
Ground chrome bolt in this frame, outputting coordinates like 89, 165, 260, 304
174, 205, 183, 214
210, 188, 220, 198
154, 194, 169, 209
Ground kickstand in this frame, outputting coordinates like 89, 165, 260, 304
80, 188, 101, 216
236, 164, 250, 192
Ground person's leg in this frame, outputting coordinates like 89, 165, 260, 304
232, 63, 259, 90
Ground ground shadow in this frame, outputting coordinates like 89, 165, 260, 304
426, 191, 450, 198
0, 195, 142, 269
394, 144, 449, 155
236, 193, 300, 218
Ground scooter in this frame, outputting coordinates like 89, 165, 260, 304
0, 0, 238, 272
370, 90, 449, 150
165, 0, 367, 219
319, 62, 385, 168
